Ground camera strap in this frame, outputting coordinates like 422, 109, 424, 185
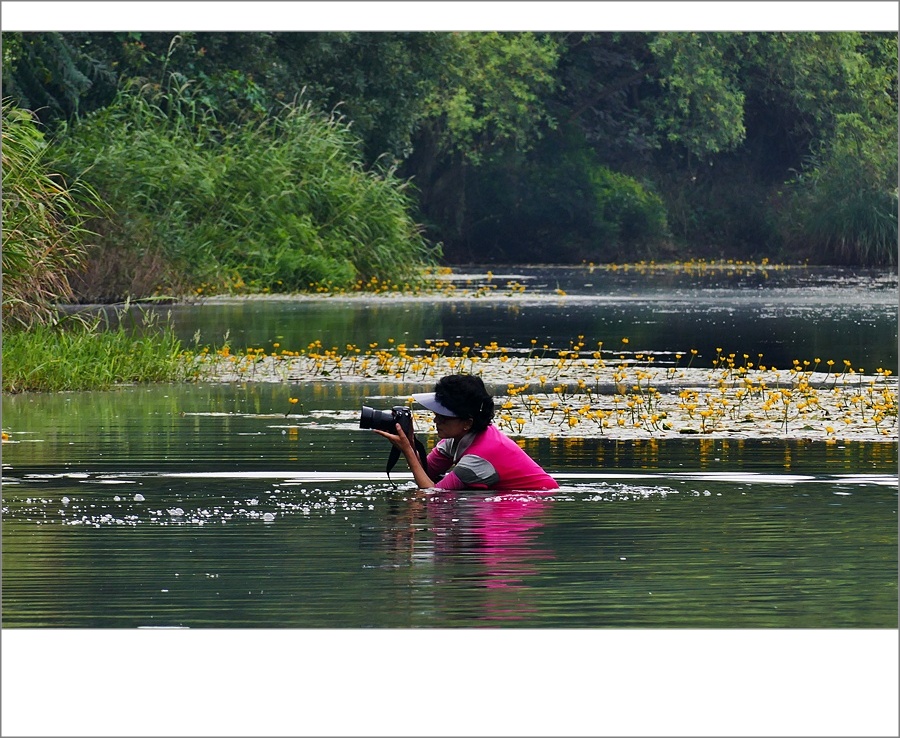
386, 437, 429, 487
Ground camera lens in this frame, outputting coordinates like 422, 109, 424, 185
359, 405, 398, 433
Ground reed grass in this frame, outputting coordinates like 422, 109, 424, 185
2, 310, 189, 392
54, 78, 439, 299
797, 189, 897, 267
1, 99, 100, 330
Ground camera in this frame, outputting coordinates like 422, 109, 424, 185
359, 405, 413, 435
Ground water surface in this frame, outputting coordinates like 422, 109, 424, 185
3, 266, 897, 628
3, 382, 896, 628
73, 265, 898, 370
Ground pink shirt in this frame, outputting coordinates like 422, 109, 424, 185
427, 424, 559, 491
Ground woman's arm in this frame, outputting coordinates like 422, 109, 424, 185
373, 423, 436, 489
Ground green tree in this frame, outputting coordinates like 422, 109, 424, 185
419, 32, 561, 163
1, 32, 117, 123
403, 32, 562, 250
5, 30, 895, 268
7, 31, 454, 163
267, 32, 453, 163
550, 32, 660, 168
644, 32, 897, 261
649, 32, 747, 160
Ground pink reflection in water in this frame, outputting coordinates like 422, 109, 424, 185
428, 490, 556, 622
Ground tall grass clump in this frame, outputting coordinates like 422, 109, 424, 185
54, 77, 439, 299
784, 113, 898, 267
1, 308, 190, 392
1, 99, 99, 330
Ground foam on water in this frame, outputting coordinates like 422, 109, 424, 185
2, 465, 895, 529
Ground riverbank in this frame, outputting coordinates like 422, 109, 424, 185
193, 343, 898, 443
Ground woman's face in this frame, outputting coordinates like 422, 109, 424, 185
433, 413, 471, 440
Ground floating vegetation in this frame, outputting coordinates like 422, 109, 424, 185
192, 335, 898, 442
190, 259, 805, 299
582, 257, 799, 276
190, 266, 532, 299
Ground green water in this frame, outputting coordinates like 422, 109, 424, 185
72, 265, 898, 370
2, 267, 897, 628
2, 382, 896, 628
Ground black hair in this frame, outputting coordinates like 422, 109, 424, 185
433, 374, 495, 432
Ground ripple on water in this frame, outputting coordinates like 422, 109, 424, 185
2, 467, 895, 529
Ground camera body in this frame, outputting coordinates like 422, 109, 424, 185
359, 405, 413, 435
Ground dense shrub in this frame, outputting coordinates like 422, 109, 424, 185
459, 132, 670, 263
589, 166, 669, 251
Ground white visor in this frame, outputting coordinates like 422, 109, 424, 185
411, 392, 459, 417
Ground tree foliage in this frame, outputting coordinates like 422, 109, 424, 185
2, 30, 896, 278
649, 33, 747, 159
419, 32, 561, 164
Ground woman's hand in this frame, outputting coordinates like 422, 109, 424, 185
373, 422, 415, 453
372, 423, 435, 490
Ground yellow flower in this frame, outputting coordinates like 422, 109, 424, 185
289, 398, 299, 404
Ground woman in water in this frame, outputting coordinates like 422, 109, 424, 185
374, 374, 558, 491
